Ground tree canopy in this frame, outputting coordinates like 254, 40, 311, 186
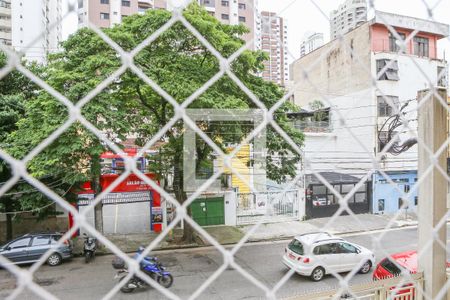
2, 3, 303, 240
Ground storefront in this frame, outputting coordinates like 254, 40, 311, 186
305, 172, 371, 219
69, 147, 162, 235
70, 173, 161, 235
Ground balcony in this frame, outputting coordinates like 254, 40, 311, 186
293, 121, 332, 133
0, 18, 10, 29
0, 6, 10, 16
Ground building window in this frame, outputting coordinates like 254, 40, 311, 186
78, 0, 83, 8
378, 199, 385, 211
100, 12, 110, 19
221, 0, 229, 6
414, 36, 429, 57
122, 0, 130, 6
238, 3, 246, 9
378, 131, 389, 152
376, 59, 399, 80
100, 0, 109, 4
377, 95, 399, 117
389, 32, 406, 53
221, 14, 229, 20
437, 66, 447, 87
0, 0, 11, 8
239, 16, 246, 23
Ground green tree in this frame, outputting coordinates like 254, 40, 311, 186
0, 53, 57, 240
309, 100, 327, 122
5, 3, 303, 241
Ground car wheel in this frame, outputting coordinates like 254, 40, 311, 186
359, 261, 372, 274
47, 253, 62, 266
310, 267, 325, 281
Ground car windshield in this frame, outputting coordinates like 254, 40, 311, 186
381, 258, 402, 276
288, 239, 304, 255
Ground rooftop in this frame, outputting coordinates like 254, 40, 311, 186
370, 11, 449, 38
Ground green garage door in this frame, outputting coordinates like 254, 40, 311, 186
190, 197, 224, 226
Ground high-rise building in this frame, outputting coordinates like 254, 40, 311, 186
330, 0, 367, 40
300, 32, 323, 57
259, 11, 288, 86
0, 0, 11, 46
76, 1, 290, 86
11, 0, 63, 63
78, 0, 257, 49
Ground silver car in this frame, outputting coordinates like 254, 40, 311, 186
0, 232, 73, 266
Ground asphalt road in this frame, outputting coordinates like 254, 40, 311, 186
0, 225, 448, 300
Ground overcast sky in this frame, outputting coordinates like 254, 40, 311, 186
259, 0, 450, 62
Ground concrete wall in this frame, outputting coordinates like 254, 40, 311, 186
291, 23, 372, 108
0, 215, 68, 244
302, 87, 375, 177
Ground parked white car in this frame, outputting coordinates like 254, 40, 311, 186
282, 232, 375, 281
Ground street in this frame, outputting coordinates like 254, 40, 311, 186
0, 225, 447, 300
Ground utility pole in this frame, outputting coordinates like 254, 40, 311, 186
417, 88, 448, 299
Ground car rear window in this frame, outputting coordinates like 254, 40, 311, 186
381, 258, 402, 276
288, 239, 304, 255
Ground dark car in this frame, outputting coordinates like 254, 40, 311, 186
0, 232, 73, 266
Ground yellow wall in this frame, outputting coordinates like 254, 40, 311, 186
217, 144, 252, 193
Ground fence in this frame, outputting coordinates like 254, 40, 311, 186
287, 273, 424, 300
0, 0, 449, 300
236, 190, 299, 225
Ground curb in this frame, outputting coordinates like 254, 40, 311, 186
77, 221, 425, 256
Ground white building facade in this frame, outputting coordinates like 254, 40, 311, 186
300, 32, 323, 58
330, 0, 367, 40
11, 0, 63, 63
291, 12, 448, 218
0, 0, 11, 46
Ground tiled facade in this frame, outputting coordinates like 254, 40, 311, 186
77, 1, 289, 87
79, 0, 256, 49
259, 11, 288, 87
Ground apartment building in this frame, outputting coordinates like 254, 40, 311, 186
11, 0, 63, 63
260, 11, 288, 86
291, 11, 448, 217
77, 1, 291, 86
0, 0, 11, 46
300, 32, 323, 57
330, 0, 367, 40
78, 0, 257, 49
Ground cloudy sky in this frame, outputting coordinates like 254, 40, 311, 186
258, 0, 450, 62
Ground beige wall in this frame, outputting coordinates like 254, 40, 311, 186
291, 23, 372, 107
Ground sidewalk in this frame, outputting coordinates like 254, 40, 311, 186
239, 213, 418, 242
77, 213, 419, 255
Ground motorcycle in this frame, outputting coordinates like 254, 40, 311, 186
112, 253, 173, 293
83, 233, 97, 263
